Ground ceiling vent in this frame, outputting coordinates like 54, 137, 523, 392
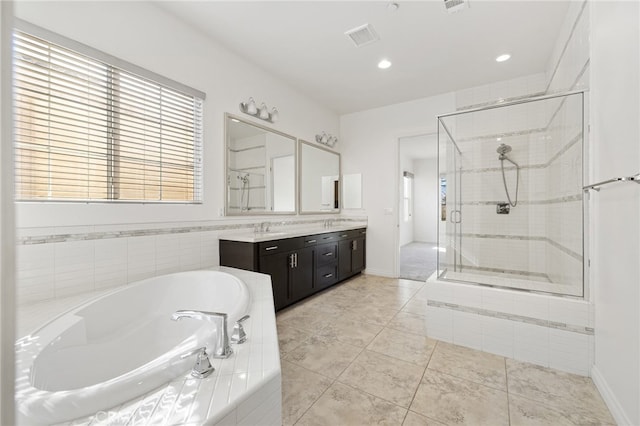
344, 23, 379, 48
444, 0, 469, 13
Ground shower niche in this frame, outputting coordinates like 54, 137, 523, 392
437, 91, 586, 296
225, 114, 297, 215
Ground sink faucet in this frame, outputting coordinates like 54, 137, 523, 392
254, 222, 271, 233
171, 310, 232, 359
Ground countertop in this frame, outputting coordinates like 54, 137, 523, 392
219, 222, 367, 243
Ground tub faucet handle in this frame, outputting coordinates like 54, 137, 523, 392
181, 346, 214, 379
231, 315, 250, 344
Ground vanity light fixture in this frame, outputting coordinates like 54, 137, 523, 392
239, 97, 279, 123
315, 132, 338, 148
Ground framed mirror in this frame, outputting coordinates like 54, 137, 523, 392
299, 140, 340, 214
225, 114, 297, 215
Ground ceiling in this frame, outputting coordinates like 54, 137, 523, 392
156, 1, 570, 115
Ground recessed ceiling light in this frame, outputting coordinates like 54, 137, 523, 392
378, 59, 392, 69
496, 54, 511, 63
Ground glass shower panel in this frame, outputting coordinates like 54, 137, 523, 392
437, 119, 462, 279
437, 92, 585, 297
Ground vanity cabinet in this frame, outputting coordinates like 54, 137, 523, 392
338, 229, 366, 281
219, 227, 366, 310
259, 244, 315, 308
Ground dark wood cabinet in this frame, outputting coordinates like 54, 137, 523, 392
220, 227, 366, 310
338, 229, 366, 281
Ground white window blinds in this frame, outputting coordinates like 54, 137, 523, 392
13, 29, 204, 202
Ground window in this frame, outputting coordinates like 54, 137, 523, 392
403, 171, 413, 222
13, 27, 204, 202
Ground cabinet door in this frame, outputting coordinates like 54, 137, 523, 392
338, 239, 353, 281
290, 246, 315, 302
259, 252, 290, 310
352, 237, 365, 273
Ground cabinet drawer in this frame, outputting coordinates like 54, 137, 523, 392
316, 232, 341, 243
258, 237, 303, 256
316, 264, 338, 289
303, 236, 320, 247
316, 242, 338, 265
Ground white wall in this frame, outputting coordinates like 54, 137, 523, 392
12, 1, 345, 307
0, 2, 15, 423
590, 2, 640, 424
14, 1, 339, 228
340, 93, 454, 276
413, 158, 438, 243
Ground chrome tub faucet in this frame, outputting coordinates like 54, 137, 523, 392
171, 310, 232, 359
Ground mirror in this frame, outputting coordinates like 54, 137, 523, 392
225, 114, 297, 215
343, 174, 362, 209
299, 140, 340, 213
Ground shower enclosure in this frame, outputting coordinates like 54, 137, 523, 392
437, 91, 586, 297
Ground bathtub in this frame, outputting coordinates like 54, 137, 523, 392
15, 270, 251, 425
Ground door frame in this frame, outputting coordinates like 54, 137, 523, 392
394, 130, 438, 279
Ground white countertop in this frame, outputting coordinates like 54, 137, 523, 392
219, 222, 367, 243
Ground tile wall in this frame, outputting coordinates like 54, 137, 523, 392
441, 0, 590, 297
433, 0, 593, 377
422, 279, 594, 376
15, 217, 366, 306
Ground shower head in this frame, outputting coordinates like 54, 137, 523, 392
497, 143, 512, 159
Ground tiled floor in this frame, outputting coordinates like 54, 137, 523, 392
276, 274, 615, 426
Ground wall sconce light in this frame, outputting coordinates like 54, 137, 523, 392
239, 97, 278, 123
315, 132, 338, 148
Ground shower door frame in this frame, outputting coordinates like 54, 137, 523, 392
436, 89, 589, 299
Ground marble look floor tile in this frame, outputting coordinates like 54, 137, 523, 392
410, 370, 509, 426
341, 303, 399, 327
367, 328, 437, 366
387, 311, 429, 337
316, 318, 383, 347
506, 359, 615, 424
283, 334, 362, 379
403, 411, 446, 426
276, 305, 335, 333
296, 382, 407, 426
397, 279, 426, 290
281, 360, 333, 426
276, 324, 312, 355
428, 342, 507, 391
338, 350, 425, 407
508, 394, 583, 426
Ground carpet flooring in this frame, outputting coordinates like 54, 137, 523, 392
399, 241, 438, 282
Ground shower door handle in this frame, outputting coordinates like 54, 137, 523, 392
450, 210, 462, 223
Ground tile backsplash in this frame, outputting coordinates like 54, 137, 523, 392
16, 216, 366, 305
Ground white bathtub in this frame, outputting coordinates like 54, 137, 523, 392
15, 270, 251, 425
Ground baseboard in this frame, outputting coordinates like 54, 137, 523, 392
591, 365, 634, 425
363, 268, 395, 278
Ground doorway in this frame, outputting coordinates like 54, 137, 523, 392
397, 134, 439, 281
